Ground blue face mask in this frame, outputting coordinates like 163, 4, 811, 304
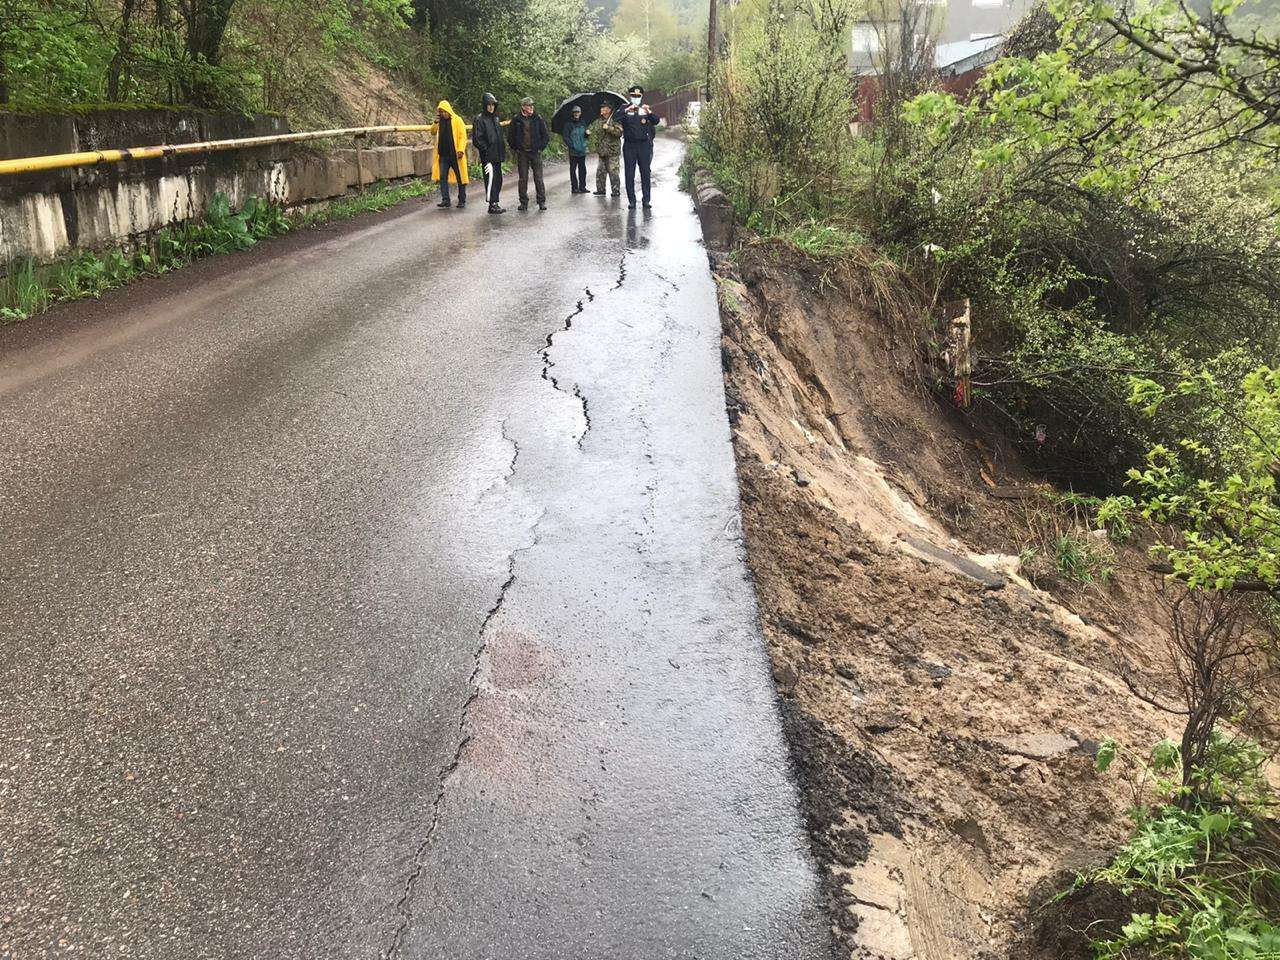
630, 96, 642, 106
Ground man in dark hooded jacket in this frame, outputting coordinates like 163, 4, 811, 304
472, 92, 506, 214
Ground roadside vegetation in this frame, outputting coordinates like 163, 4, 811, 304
0, 179, 427, 322
695, 0, 1280, 952
1, 0, 703, 126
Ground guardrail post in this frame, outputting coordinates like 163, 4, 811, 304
354, 132, 367, 194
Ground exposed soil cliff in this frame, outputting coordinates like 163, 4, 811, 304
714, 243, 1194, 958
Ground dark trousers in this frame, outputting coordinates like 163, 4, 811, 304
623, 140, 653, 206
438, 152, 465, 204
482, 159, 503, 206
516, 150, 545, 205
569, 155, 587, 192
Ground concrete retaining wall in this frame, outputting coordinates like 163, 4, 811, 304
1, 109, 432, 268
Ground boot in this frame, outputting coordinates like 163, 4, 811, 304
488, 203, 505, 214
592, 188, 605, 195
437, 198, 451, 208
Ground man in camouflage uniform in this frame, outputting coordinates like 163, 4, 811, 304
591, 102, 623, 197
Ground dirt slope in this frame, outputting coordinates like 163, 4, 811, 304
714, 244, 1191, 958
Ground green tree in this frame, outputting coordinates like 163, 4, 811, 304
612, 0, 679, 49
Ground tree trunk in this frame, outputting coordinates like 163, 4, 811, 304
107, 0, 138, 102
182, 0, 237, 105
705, 0, 716, 101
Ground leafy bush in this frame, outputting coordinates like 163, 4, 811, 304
700, 0, 858, 228
1084, 734, 1279, 960
1110, 365, 1280, 593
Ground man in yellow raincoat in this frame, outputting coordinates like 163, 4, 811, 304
432, 100, 469, 209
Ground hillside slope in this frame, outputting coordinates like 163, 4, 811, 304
714, 243, 1205, 958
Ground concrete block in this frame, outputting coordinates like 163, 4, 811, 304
384, 146, 415, 179
411, 147, 434, 177
356, 146, 414, 181
282, 156, 348, 204
333, 150, 371, 187
692, 175, 735, 252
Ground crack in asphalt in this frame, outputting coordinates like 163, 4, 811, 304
482, 418, 521, 499
538, 285, 598, 446
652, 270, 680, 291
613, 253, 628, 290
538, 296, 587, 391
572, 384, 591, 450
500, 417, 519, 484
382, 514, 543, 960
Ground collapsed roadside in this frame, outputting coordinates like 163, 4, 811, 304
689, 170, 1279, 957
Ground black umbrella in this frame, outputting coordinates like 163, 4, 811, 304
551, 93, 595, 135
551, 91, 628, 134
595, 90, 628, 116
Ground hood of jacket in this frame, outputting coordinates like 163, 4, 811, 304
436, 99, 454, 118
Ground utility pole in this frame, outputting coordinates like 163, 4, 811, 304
706, 0, 717, 101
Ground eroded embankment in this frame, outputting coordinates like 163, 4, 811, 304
711, 243, 1187, 959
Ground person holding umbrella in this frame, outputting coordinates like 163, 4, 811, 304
432, 99, 469, 209
561, 104, 589, 193
619, 84, 661, 209
591, 100, 623, 197
506, 97, 550, 211
472, 92, 506, 214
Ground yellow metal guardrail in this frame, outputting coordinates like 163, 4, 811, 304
0, 121, 496, 177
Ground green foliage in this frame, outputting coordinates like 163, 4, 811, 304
904, 0, 1280, 200
0, 0, 430, 119
1082, 734, 1279, 960
1050, 531, 1114, 584
700, 0, 858, 228
0, 258, 50, 322
1103, 365, 1280, 592
787, 220, 868, 259
861, 10, 1280, 490
298, 177, 428, 224
609, 0, 704, 92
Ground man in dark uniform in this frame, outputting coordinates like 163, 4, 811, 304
618, 84, 661, 209
472, 92, 506, 214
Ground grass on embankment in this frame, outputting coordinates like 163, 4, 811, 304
0, 177, 431, 324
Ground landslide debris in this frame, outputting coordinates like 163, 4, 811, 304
715, 244, 1186, 959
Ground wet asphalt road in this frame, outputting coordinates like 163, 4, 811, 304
0, 138, 830, 959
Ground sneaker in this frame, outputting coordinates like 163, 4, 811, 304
437, 199, 451, 208
488, 204, 505, 214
